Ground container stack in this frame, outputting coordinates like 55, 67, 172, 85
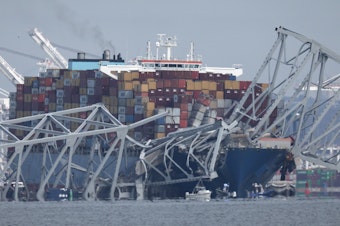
295, 168, 340, 198
9, 68, 271, 140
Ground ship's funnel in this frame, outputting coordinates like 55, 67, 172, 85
77, 52, 85, 60
103, 50, 110, 60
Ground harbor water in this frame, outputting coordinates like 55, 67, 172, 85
0, 198, 339, 226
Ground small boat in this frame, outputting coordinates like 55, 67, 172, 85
185, 186, 211, 201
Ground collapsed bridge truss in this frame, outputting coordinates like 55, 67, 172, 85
226, 26, 340, 171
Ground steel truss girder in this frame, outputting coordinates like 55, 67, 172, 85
228, 26, 340, 171
0, 103, 167, 201
137, 120, 237, 186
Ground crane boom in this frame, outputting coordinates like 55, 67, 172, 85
0, 55, 24, 85
28, 28, 68, 69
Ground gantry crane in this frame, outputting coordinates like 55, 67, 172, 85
0, 55, 24, 85
28, 28, 68, 69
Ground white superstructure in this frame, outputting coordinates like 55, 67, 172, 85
100, 34, 243, 77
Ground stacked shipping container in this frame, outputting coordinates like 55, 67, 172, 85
296, 168, 340, 198
9, 68, 272, 141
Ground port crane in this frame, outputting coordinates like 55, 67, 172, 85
0, 55, 24, 85
28, 28, 68, 69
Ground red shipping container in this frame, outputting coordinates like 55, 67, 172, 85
45, 78, 53, 86
180, 120, 188, 128
38, 94, 45, 102
178, 79, 186, 88
180, 111, 189, 119
191, 71, 199, 80
180, 103, 188, 111
240, 81, 252, 90
193, 90, 201, 99
170, 79, 178, 87
163, 79, 171, 88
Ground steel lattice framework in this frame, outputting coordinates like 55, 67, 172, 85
226, 26, 340, 171
0, 103, 167, 201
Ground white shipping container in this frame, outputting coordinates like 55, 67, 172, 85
173, 116, 180, 124
165, 116, 173, 124
166, 107, 173, 116
87, 88, 95, 95
172, 108, 181, 117
56, 90, 64, 98
217, 99, 225, 108
118, 106, 126, 114
224, 99, 233, 107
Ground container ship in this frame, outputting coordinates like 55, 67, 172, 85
2, 34, 294, 200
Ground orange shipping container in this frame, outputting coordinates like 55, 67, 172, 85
180, 119, 188, 128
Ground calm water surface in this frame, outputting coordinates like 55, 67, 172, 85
0, 198, 339, 226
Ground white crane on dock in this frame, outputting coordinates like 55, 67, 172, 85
28, 28, 68, 69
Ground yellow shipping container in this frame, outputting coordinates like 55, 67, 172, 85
216, 91, 224, 99
79, 88, 87, 95
225, 80, 240, 90
131, 71, 139, 80
155, 133, 166, 139
126, 99, 135, 107
145, 110, 154, 118
16, 111, 24, 118
186, 80, 194, 90
111, 96, 118, 106
262, 83, 269, 91
110, 106, 118, 115
142, 97, 149, 103
194, 81, 202, 90
24, 111, 31, 117
201, 89, 209, 94
201, 81, 209, 90
71, 78, 80, 86
56, 79, 64, 89
64, 103, 72, 109
123, 72, 132, 81
102, 96, 111, 105
24, 94, 32, 102
63, 71, 72, 80
49, 103, 56, 111
148, 81, 156, 90
208, 81, 217, 90
146, 102, 155, 110
24, 77, 35, 86
141, 83, 149, 92
119, 81, 133, 90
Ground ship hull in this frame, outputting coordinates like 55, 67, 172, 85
216, 147, 288, 198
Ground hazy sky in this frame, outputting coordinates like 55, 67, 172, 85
1, 0, 340, 92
